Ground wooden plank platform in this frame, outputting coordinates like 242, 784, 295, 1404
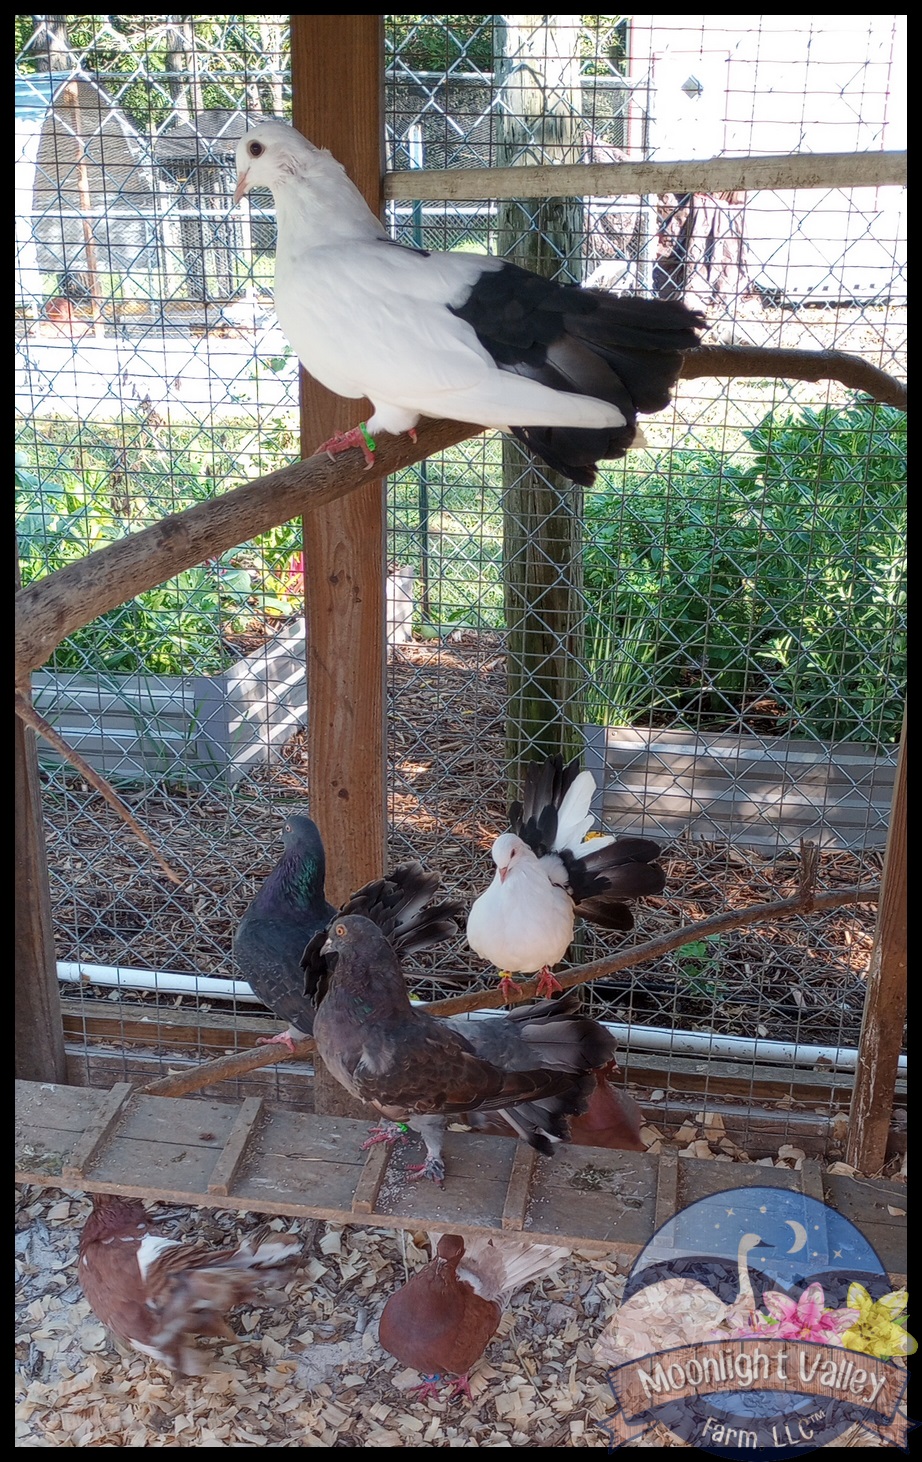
15, 1081, 907, 1275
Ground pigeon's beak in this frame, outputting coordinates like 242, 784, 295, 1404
498, 866, 508, 884
233, 172, 250, 205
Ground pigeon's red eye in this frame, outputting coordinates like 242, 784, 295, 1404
248, 140, 264, 157
335, 924, 346, 937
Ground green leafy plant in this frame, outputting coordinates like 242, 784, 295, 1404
16, 457, 289, 676
583, 399, 906, 744
673, 936, 729, 1001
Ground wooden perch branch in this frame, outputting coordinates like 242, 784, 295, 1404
680, 345, 907, 409
14, 689, 183, 885
15, 417, 478, 684
15, 347, 905, 684
138, 875, 879, 1100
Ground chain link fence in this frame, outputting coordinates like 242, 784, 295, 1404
16, 16, 906, 1151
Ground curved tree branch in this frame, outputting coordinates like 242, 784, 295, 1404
15, 417, 477, 683
16, 346, 905, 683
680, 344, 907, 409
14, 689, 184, 886
138, 878, 879, 1099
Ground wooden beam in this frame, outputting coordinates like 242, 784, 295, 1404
291, 15, 386, 908
20, 1080, 906, 1269
848, 710, 907, 1174
384, 149, 908, 202
15, 540, 66, 1083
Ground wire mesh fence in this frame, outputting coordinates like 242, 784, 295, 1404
15, 15, 906, 1153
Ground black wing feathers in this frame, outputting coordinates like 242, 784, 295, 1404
302, 862, 462, 1007
451, 262, 706, 485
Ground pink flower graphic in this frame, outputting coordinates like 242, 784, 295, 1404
739, 1283, 859, 1344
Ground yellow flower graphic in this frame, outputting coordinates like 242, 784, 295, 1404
841, 1285, 917, 1359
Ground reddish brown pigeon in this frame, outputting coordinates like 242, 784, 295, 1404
569, 1061, 645, 1150
378, 1232, 568, 1399
78, 1193, 300, 1375
462, 1059, 645, 1152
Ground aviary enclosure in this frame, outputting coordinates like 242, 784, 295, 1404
16, 9, 906, 1383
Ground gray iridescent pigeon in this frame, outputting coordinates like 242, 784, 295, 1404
233, 813, 337, 1050
304, 908, 615, 1184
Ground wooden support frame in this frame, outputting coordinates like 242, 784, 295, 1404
15, 1079, 907, 1278
383, 149, 907, 202
291, 15, 387, 907
15, 540, 66, 1084
848, 710, 908, 1174
12, 21, 905, 1147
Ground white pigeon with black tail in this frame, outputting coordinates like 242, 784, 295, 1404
233, 121, 706, 487
467, 754, 666, 998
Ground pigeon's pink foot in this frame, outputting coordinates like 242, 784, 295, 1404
447, 1374, 473, 1403
535, 966, 563, 998
362, 1121, 409, 1150
497, 971, 520, 1003
317, 423, 376, 469
256, 1030, 299, 1054
412, 1374, 444, 1401
407, 427, 418, 444
406, 1154, 446, 1188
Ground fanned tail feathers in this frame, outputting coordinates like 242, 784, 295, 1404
302, 862, 462, 1004
511, 294, 706, 486
429, 1231, 569, 1301
563, 835, 666, 930
340, 861, 463, 955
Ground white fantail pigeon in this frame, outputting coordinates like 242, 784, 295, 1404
466, 754, 666, 999
233, 122, 706, 487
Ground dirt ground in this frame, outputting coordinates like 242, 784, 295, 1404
16, 1166, 902, 1449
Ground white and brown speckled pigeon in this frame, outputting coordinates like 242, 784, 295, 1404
467, 754, 666, 999
378, 1232, 569, 1400
233, 121, 706, 487
78, 1193, 300, 1375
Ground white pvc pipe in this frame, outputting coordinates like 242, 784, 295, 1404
57, 961, 260, 1003
58, 961, 906, 1077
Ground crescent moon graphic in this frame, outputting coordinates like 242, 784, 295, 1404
785, 1220, 808, 1254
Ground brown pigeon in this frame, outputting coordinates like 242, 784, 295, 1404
405, 990, 618, 1183
78, 1193, 300, 1375
306, 915, 597, 1182
378, 1232, 568, 1399
569, 1061, 645, 1151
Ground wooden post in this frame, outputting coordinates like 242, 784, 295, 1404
847, 709, 907, 1174
64, 82, 105, 337
495, 17, 586, 787
15, 543, 66, 1083
290, 15, 387, 907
